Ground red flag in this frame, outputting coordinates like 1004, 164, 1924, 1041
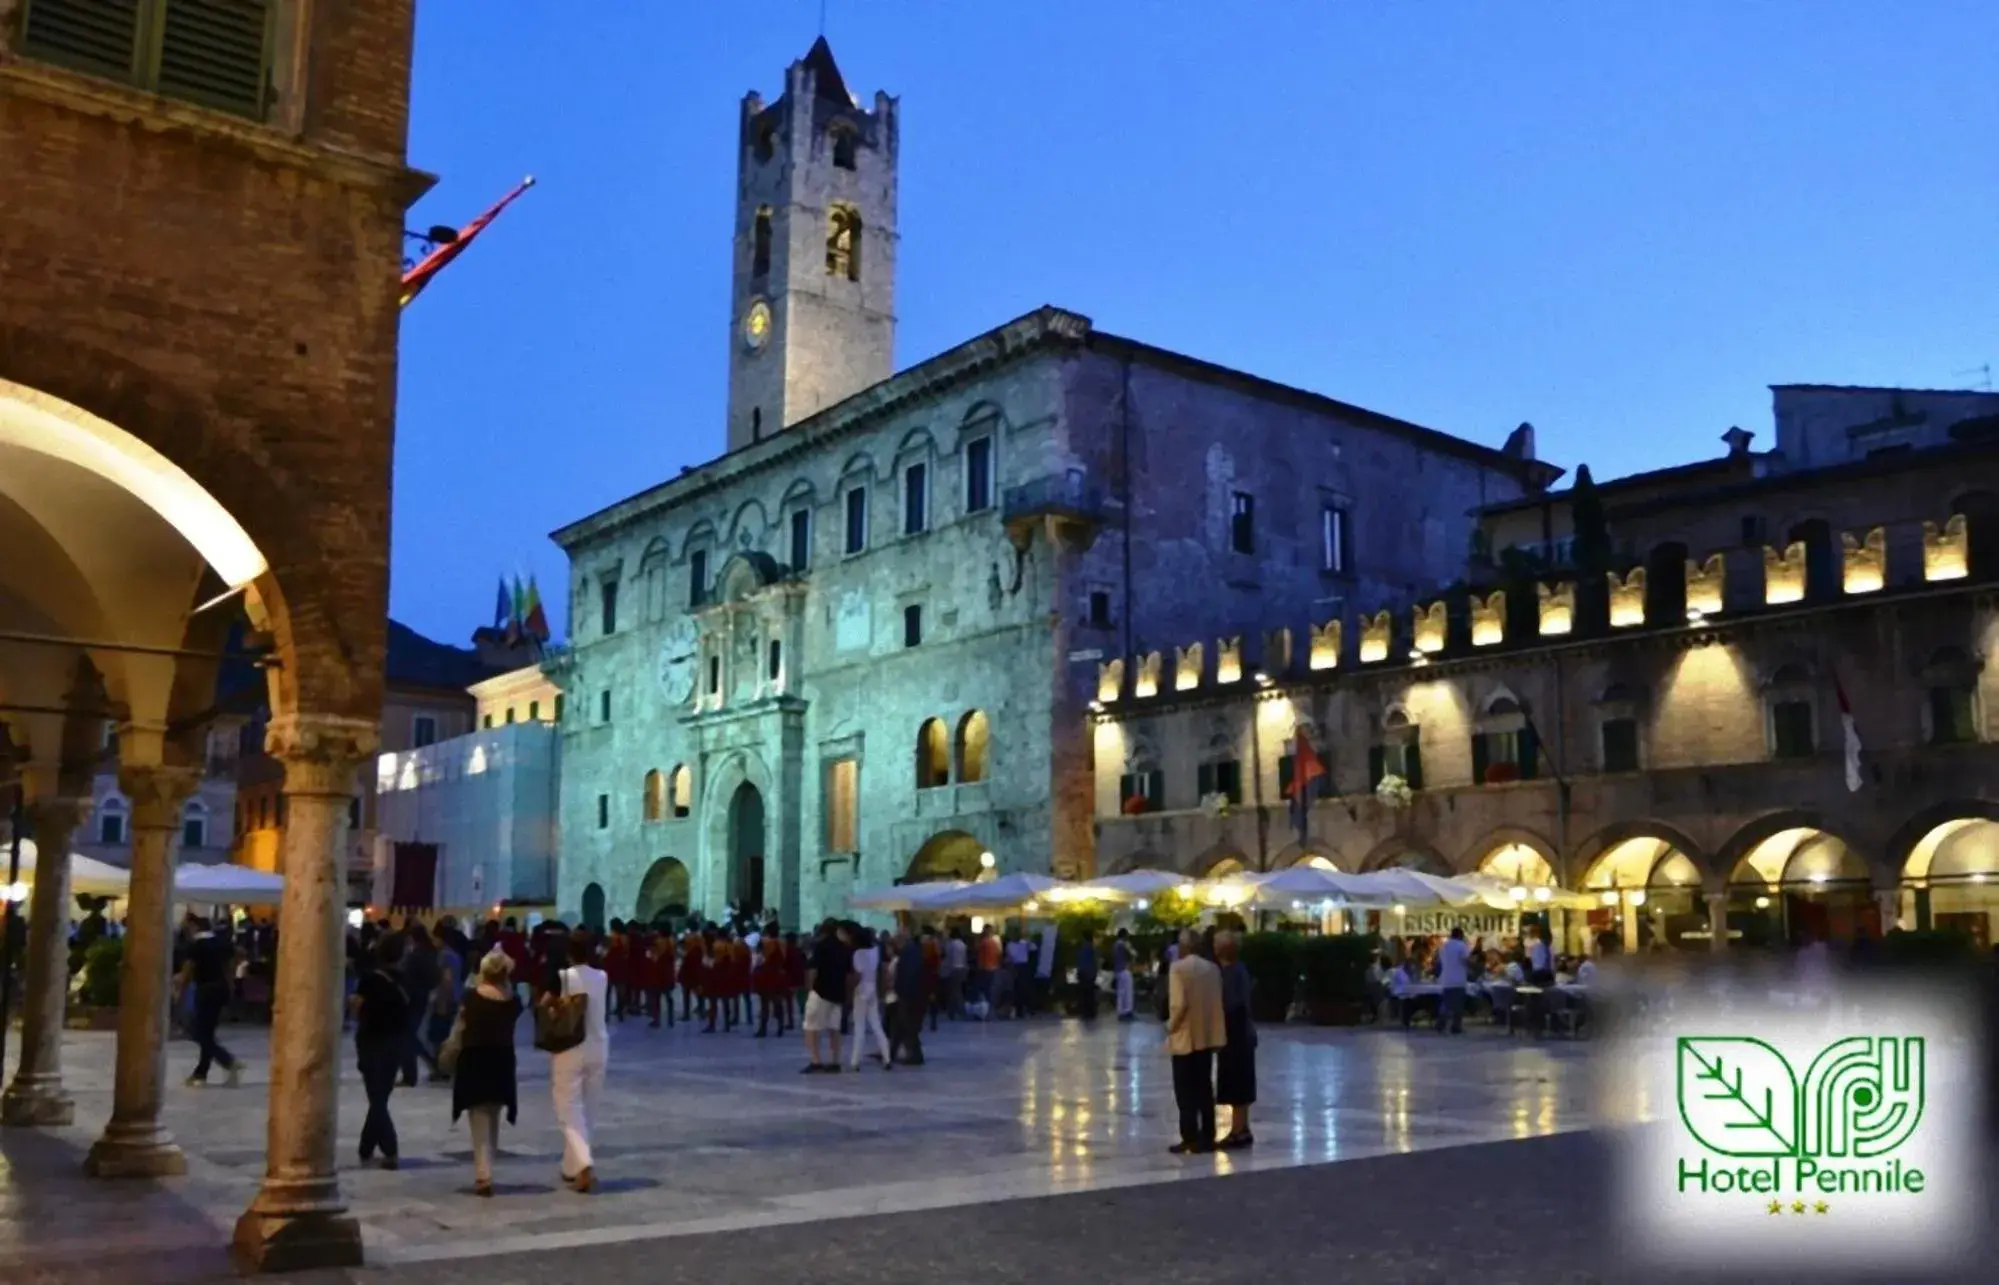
401, 176, 536, 308
1290, 730, 1328, 841
523, 575, 550, 643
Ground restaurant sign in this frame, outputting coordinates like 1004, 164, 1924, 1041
1390, 910, 1517, 937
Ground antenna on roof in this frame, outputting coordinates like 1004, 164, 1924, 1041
1952, 364, 1992, 392
819, 0, 828, 36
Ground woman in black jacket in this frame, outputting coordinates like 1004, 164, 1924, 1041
451, 950, 523, 1196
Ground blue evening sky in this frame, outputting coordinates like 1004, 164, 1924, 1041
393, 1, 1998, 643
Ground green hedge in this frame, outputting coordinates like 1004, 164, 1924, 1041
81, 937, 122, 1008
1237, 932, 1298, 1022
1295, 933, 1379, 1006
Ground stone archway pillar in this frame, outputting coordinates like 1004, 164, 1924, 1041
1704, 893, 1728, 954
1620, 898, 1639, 954
1874, 887, 1903, 934
233, 714, 375, 1273
1, 795, 86, 1127
85, 761, 199, 1175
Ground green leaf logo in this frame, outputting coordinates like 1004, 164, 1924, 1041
1678, 1036, 1800, 1157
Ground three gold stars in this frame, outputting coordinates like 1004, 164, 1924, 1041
1764, 1199, 1830, 1216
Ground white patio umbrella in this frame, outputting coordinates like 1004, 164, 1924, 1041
942, 872, 1071, 912
4, 838, 134, 898
1239, 865, 1395, 907
847, 881, 970, 912
1351, 868, 1492, 906
173, 862, 285, 907
1455, 871, 1596, 910
1074, 869, 1194, 901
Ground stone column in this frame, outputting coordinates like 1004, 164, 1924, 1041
234, 714, 375, 1274
1875, 888, 1903, 934
1704, 893, 1729, 954
1619, 897, 1639, 954
2, 797, 86, 1127
84, 764, 198, 1176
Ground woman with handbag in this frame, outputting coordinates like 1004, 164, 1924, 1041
541, 933, 607, 1193
447, 951, 522, 1197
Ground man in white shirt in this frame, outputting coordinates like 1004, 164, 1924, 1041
1435, 927, 1471, 1035
942, 931, 969, 1019
1527, 928, 1554, 985
1005, 934, 1033, 1019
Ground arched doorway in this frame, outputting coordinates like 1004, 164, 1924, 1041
906, 830, 985, 883
1580, 835, 1705, 952
634, 858, 692, 926
1726, 827, 1871, 948
727, 781, 766, 916
1901, 816, 1999, 946
581, 882, 607, 932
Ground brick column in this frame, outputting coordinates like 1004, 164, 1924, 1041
84, 764, 199, 1176
233, 714, 375, 1274
1704, 892, 1729, 954
1, 797, 86, 1127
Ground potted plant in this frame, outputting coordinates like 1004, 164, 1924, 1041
1484, 761, 1521, 785
66, 936, 124, 1030
1294, 933, 1379, 1025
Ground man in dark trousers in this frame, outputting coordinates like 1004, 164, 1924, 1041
397, 920, 440, 1086
180, 917, 242, 1087
890, 930, 927, 1066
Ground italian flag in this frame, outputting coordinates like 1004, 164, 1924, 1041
1835, 675, 1863, 793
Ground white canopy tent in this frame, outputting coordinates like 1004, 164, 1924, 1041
3, 838, 285, 906
848, 881, 971, 912
1073, 869, 1195, 901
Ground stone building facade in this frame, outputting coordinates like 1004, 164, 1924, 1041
1094, 392, 1999, 953
549, 41, 1552, 931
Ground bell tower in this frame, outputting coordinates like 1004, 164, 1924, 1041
726, 38, 899, 453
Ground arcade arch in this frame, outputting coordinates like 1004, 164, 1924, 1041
1577, 832, 1706, 952
1724, 826, 1872, 948
906, 830, 985, 883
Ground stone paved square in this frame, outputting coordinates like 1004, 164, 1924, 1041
0, 1013, 1589, 1280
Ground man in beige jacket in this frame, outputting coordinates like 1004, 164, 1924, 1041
1165, 928, 1226, 1154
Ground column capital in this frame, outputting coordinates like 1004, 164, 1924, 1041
267, 713, 378, 797
117, 765, 202, 832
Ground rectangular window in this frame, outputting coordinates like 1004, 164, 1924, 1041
182, 815, 205, 849
845, 486, 868, 554
528, 700, 540, 721
708, 656, 721, 695
1087, 590, 1112, 629
1321, 505, 1351, 574
22, 0, 277, 121
1601, 717, 1641, 772
1772, 700, 1815, 758
411, 715, 437, 749
482, 714, 493, 730
1929, 686, 1977, 745
826, 758, 859, 853
1230, 491, 1255, 555
1117, 769, 1166, 808
1471, 730, 1537, 784
903, 604, 923, 648
904, 462, 928, 535
598, 689, 611, 723
596, 793, 609, 830
688, 550, 708, 608
789, 507, 811, 570
965, 437, 993, 513
1368, 742, 1424, 790
99, 812, 124, 846
768, 638, 783, 681
1196, 760, 1243, 805
600, 580, 619, 634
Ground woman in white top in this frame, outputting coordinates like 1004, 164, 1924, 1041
550, 934, 609, 1192
846, 927, 891, 1072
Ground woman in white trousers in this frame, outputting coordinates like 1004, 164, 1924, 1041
550, 934, 609, 1192
846, 928, 892, 1072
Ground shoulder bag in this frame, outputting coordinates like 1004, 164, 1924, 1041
534, 971, 588, 1054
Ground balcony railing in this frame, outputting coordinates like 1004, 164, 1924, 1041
1004, 472, 1104, 523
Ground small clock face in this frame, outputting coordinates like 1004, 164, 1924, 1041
743, 300, 772, 351
658, 617, 699, 704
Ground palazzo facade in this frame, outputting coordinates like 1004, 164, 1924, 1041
1094, 388, 1999, 951
549, 41, 1552, 929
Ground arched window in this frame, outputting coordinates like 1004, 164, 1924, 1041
957, 710, 990, 784
1921, 647, 1980, 745
1473, 692, 1535, 785
643, 769, 666, 822
669, 764, 693, 818
826, 205, 861, 281
181, 799, 208, 850
830, 126, 858, 170
97, 797, 127, 846
752, 205, 773, 276
916, 717, 950, 789
1371, 707, 1423, 790
639, 540, 670, 623
1767, 663, 1817, 758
